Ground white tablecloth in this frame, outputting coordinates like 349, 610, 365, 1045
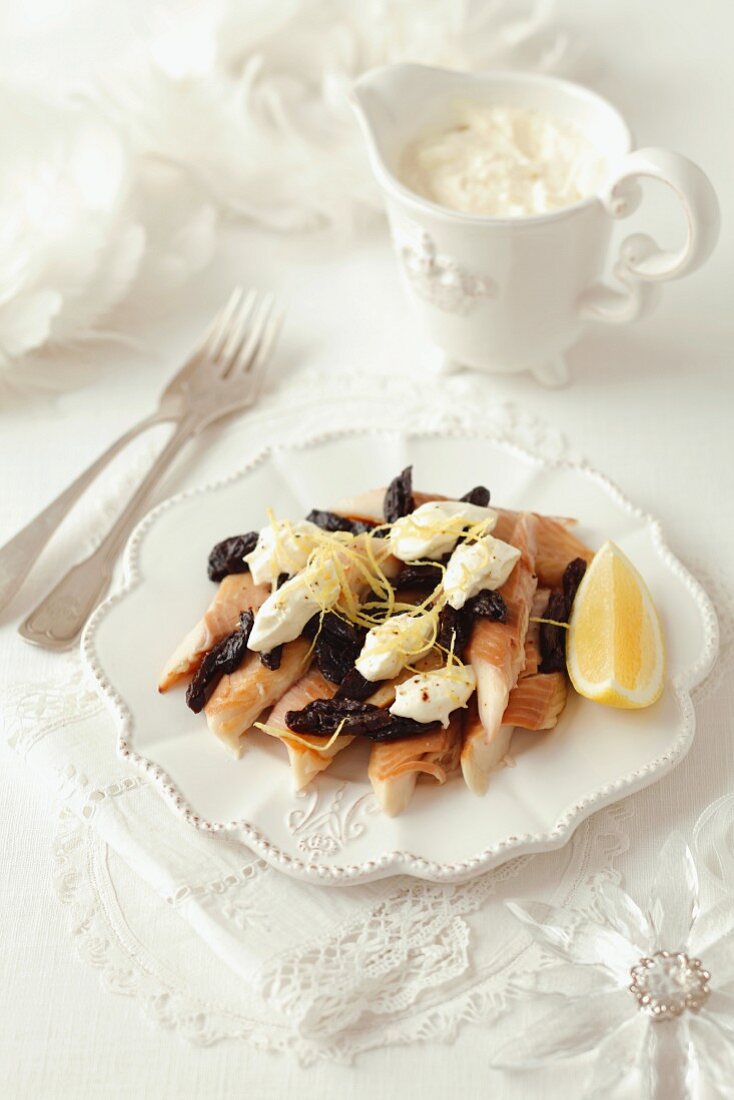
1, 1, 733, 1095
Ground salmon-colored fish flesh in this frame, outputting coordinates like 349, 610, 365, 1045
461, 513, 538, 794
533, 518, 592, 589
522, 587, 550, 677
485, 507, 591, 593
469, 513, 538, 697
460, 699, 512, 789
421, 711, 464, 779
204, 638, 311, 757
171, 484, 587, 803
370, 720, 459, 783
502, 672, 567, 731
263, 667, 354, 790
267, 667, 334, 728
332, 487, 390, 524
331, 487, 449, 525
369, 712, 463, 816
412, 489, 449, 508
463, 697, 483, 736
490, 510, 517, 544
462, 669, 566, 781
333, 490, 591, 591
460, 588, 567, 773
158, 573, 269, 692
495, 510, 592, 589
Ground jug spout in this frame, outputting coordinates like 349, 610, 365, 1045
351, 63, 457, 190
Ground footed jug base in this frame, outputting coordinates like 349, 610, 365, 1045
428, 351, 468, 377
531, 356, 570, 388
430, 350, 571, 387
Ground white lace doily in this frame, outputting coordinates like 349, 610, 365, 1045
4, 368, 728, 1063
50, 802, 631, 1063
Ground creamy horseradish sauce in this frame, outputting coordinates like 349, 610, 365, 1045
399, 101, 607, 217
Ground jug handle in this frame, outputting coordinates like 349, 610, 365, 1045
578, 147, 720, 324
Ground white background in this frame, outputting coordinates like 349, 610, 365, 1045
1, 1, 732, 1096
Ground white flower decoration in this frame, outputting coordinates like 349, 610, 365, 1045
95, 0, 570, 235
693, 793, 734, 889
0, 85, 216, 388
494, 828, 734, 1099
0, 2, 569, 384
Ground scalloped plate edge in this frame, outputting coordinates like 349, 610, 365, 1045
81, 426, 719, 886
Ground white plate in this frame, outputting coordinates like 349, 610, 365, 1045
83, 429, 718, 885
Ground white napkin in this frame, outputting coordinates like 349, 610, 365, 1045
8, 649, 635, 1058
3, 372, 633, 1059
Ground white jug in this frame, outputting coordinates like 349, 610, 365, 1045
352, 63, 720, 386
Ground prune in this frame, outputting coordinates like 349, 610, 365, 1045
384, 466, 415, 524
563, 557, 587, 607
285, 697, 440, 741
259, 645, 283, 671
302, 614, 321, 640
539, 592, 568, 674
315, 635, 351, 684
437, 604, 474, 659
435, 590, 507, 659
186, 610, 254, 713
207, 532, 259, 582
319, 612, 364, 647
285, 697, 372, 732
314, 612, 366, 685
467, 590, 508, 622
538, 559, 587, 674
358, 715, 442, 742
460, 486, 491, 507
335, 668, 375, 701
306, 509, 375, 535
396, 562, 444, 589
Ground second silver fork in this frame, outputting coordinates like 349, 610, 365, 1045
19, 287, 282, 651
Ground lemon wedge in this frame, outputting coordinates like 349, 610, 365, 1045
567, 541, 665, 708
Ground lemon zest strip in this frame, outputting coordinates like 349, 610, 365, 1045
254, 717, 349, 756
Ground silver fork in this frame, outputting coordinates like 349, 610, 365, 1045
0, 288, 270, 616
0, 300, 237, 617
18, 287, 282, 651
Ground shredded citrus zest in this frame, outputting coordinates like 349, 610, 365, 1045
259, 509, 323, 591
254, 717, 349, 755
390, 509, 496, 550
356, 607, 440, 675
249, 503, 514, 719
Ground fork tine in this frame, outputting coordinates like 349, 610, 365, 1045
216, 290, 260, 373
160, 287, 245, 398
191, 288, 239, 357
238, 293, 276, 374
208, 286, 255, 362
238, 304, 283, 379
219, 306, 283, 414
221, 292, 276, 379
192, 286, 241, 357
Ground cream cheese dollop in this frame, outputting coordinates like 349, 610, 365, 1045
443, 535, 521, 609
244, 520, 322, 586
399, 101, 607, 218
390, 664, 477, 728
390, 500, 497, 563
355, 611, 436, 683
248, 560, 339, 651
